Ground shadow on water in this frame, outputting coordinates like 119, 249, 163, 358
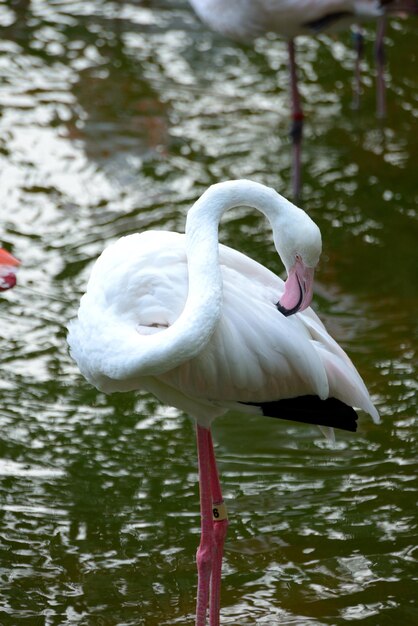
0, 1, 417, 624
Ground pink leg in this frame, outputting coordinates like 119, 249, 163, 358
196, 425, 214, 626
195, 425, 228, 626
207, 431, 228, 626
288, 39, 303, 200
375, 15, 386, 118
352, 26, 364, 110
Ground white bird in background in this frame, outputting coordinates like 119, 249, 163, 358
188, 0, 417, 198
0, 248, 20, 291
68, 180, 379, 626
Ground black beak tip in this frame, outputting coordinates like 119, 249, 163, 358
276, 301, 296, 317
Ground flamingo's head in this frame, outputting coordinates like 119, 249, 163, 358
0, 248, 20, 291
274, 206, 322, 316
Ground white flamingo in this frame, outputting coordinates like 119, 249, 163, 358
68, 179, 379, 626
0, 248, 20, 291
188, 0, 417, 197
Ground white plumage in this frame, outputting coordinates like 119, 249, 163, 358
68, 179, 378, 430
188, 0, 384, 41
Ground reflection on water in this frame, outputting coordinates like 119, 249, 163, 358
0, 1, 417, 624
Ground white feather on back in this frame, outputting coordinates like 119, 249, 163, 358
189, 0, 383, 41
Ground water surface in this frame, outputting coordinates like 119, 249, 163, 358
0, 2, 417, 624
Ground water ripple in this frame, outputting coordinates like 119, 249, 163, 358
0, 1, 417, 624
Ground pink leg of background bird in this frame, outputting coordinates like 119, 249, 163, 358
288, 39, 303, 200
352, 26, 365, 109
375, 15, 387, 118
195, 425, 228, 626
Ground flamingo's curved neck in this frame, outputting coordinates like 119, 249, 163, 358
112, 180, 296, 380
185, 179, 293, 312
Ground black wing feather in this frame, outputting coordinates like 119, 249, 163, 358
304, 11, 352, 32
241, 395, 358, 432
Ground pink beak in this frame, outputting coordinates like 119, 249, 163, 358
276, 257, 315, 317
0, 248, 20, 291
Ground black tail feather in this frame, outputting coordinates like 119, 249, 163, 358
381, 0, 418, 14
242, 395, 358, 432
304, 11, 352, 33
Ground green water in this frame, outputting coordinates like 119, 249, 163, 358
0, 2, 417, 625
